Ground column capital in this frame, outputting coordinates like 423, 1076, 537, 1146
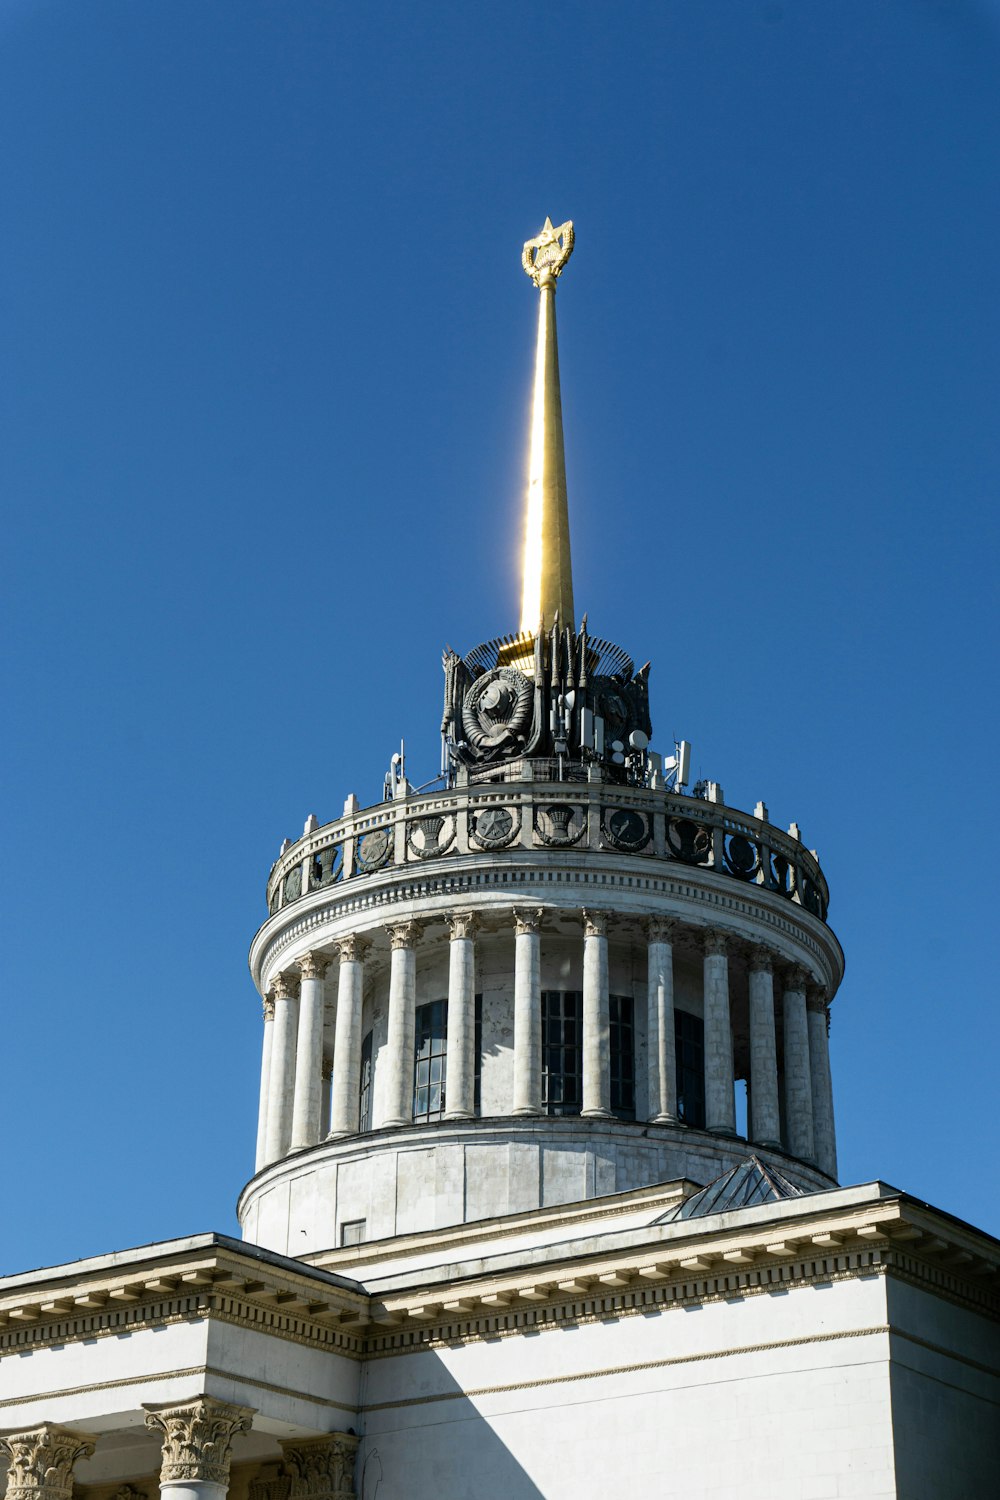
645, 915, 680, 944
279, 1434, 360, 1500
581, 908, 610, 938
386, 920, 422, 951
447, 910, 479, 941
748, 944, 777, 975
806, 983, 829, 1014
784, 963, 812, 992
321, 1055, 334, 1081
512, 906, 544, 936
0, 1427, 96, 1500
332, 933, 371, 964
270, 970, 300, 1002
298, 950, 332, 981
262, 995, 276, 1023
143, 1398, 255, 1487
701, 929, 728, 958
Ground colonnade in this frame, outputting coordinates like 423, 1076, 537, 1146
0, 1405, 358, 1500
255, 911, 838, 1180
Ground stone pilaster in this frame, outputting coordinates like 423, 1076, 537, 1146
378, 920, 422, 1128
581, 909, 611, 1118
512, 908, 544, 1116
747, 946, 781, 1147
279, 1435, 359, 1500
702, 930, 736, 1135
328, 934, 370, 1138
254, 995, 275, 1172
143, 1400, 255, 1500
443, 912, 478, 1120
263, 970, 300, 1165
782, 965, 815, 1162
645, 917, 678, 1124
0, 1426, 95, 1500
291, 950, 332, 1151
808, 984, 838, 1179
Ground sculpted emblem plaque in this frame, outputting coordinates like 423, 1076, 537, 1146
462, 667, 533, 760
470, 804, 519, 849
535, 803, 585, 847
356, 827, 392, 873
407, 813, 456, 859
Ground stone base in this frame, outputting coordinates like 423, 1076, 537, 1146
238, 1116, 834, 1255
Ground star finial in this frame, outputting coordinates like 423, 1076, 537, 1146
522, 217, 575, 288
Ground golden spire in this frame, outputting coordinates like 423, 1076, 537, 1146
519, 217, 575, 636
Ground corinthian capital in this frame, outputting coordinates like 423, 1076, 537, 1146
581, 908, 609, 938
262, 995, 275, 1022
143, 1399, 255, 1487
806, 982, 829, 1014
645, 916, 680, 944
279, 1434, 360, 1500
785, 964, 812, 993
298, 950, 332, 981
701, 929, 728, 958
386, 920, 421, 951
270, 971, 300, 1002
748, 944, 776, 975
512, 907, 544, 936
0, 1427, 96, 1500
332, 933, 371, 964
447, 911, 479, 941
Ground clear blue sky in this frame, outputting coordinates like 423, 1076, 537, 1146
2, 1, 998, 1273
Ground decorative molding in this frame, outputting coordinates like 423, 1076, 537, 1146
143, 1397, 255, 1486
512, 907, 545, 937
271, 971, 300, 1003
0, 1426, 95, 1500
447, 911, 479, 941
279, 1435, 360, 1500
298, 951, 331, 982
386, 921, 422, 951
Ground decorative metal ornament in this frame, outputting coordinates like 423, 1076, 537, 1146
469, 803, 519, 849
522, 217, 575, 286
602, 807, 650, 852
356, 827, 392, 873
535, 802, 585, 847
666, 816, 712, 865
724, 833, 759, 880
282, 866, 302, 903
407, 812, 456, 859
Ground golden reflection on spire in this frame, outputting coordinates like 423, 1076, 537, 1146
519, 218, 575, 636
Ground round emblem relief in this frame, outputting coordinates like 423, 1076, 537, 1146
356, 828, 392, 872
603, 807, 650, 852
471, 805, 517, 849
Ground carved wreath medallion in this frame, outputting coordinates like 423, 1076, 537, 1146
406, 812, 456, 859
469, 803, 520, 849
355, 827, 392, 873
601, 807, 651, 852
534, 803, 585, 847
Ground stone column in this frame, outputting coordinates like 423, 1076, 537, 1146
512, 907, 543, 1116
329, 935, 371, 1138
144, 1399, 255, 1500
808, 984, 838, 1179
320, 1056, 333, 1139
581, 909, 611, 1118
646, 917, 678, 1123
748, 946, 781, 1147
702, 931, 736, 1135
0, 1426, 96, 1500
263, 970, 300, 1165
290, 951, 331, 1151
444, 911, 478, 1120
254, 995, 275, 1171
378, 920, 421, 1128
783, 965, 816, 1162
279, 1435, 360, 1500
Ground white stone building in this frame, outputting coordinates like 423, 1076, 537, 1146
1, 219, 997, 1500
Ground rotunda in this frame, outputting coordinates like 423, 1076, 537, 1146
240, 218, 843, 1256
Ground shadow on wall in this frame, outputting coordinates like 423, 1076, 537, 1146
355, 1348, 546, 1500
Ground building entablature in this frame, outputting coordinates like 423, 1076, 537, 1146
259, 779, 831, 941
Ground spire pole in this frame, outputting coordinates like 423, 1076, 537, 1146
519, 217, 575, 637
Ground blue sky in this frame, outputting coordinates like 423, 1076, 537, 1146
2, 0, 998, 1272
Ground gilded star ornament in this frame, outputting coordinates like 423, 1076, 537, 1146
522, 216, 575, 286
